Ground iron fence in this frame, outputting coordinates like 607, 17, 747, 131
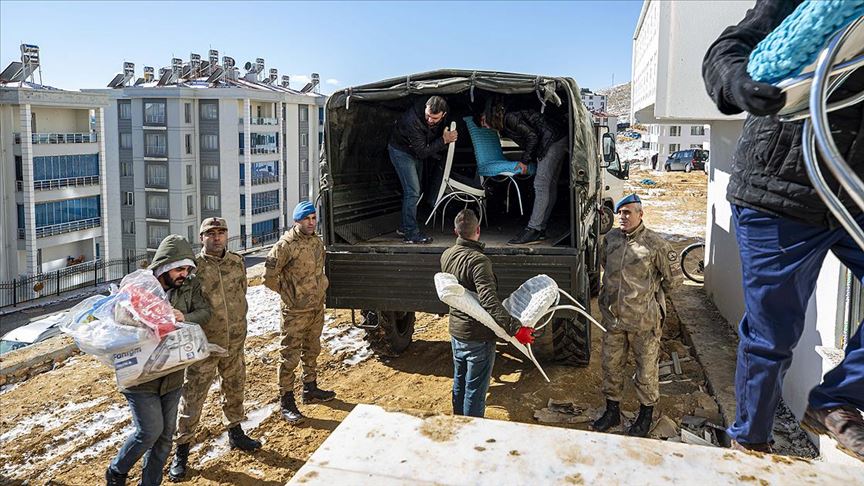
0, 254, 149, 309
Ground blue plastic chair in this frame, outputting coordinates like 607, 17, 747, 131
462, 116, 535, 215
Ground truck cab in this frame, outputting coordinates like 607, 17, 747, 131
320, 70, 615, 366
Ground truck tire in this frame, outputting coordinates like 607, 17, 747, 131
599, 205, 614, 234
362, 310, 415, 357
551, 315, 591, 366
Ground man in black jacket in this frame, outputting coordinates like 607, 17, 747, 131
389, 96, 458, 244
440, 209, 535, 417
703, 0, 863, 459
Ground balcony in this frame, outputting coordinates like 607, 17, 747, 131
239, 146, 280, 155
243, 174, 279, 186
14, 132, 98, 144
144, 145, 167, 158
145, 176, 168, 189
16, 175, 100, 191
18, 217, 101, 239
148, 237, 167, 249
144, 114, 166, 125
147, 207, 169, 219
252, 203, 279, 215
239, 117, 278, 126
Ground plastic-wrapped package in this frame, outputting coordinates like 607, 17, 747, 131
61, 294, 155, 359
114, 270, 177, 339
112, 322, 224, 388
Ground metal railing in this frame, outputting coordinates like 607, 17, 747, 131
147, 207, 169, 218
145, 176, 168, 188
144, 114, 166, 124
14, 132, 98, 144
16, 175, 100, 191
252, 203, 279, 215
239, 146, 279, 155
148, 237, 167, 248
252, 175, 279, 185
17, 217, 101, 239
0, 254, 150, 308
144, 145, 167, 157
239, 117, 278, 126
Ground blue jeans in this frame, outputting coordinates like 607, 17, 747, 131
110, 387, 182, 486
389, 145, 423, 238
729, 205, 864, 445
451, 337, 496, 418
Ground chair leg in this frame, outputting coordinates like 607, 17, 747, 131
509, 176, 524, 215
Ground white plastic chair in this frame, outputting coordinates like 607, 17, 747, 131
425, 122, 487, 230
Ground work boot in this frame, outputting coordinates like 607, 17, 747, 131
730, 439, 773, 454
627, 404, 654, 437
228, 424, 262, 451
592, 399, 621, 432
303, 380, 337, 404
280, 392, 305, 424
508, 227, 543, 245
168, 443, 190, 482
105, 467, 127, 486
801, 405, 864, 462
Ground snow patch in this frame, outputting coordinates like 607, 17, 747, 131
194, 404, 274, 465
0, 397, 108, 443
321, 324, 372, 366
245, 286, 282, 337
0, 382, 21, 395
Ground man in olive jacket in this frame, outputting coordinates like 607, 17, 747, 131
440, 209, 535, 418
107, 234, 211, 486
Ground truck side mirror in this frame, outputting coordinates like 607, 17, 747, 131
602, 133, 616, 163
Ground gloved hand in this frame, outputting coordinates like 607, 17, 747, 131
514, 326, 536, 345
725, 65, 786, 116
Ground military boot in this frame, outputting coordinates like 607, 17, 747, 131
280, 392, 305, 424
105, 467, 127, 486
302, 380, 336, 404
627, 405, 654, 437
592, 399, 621, 432
228, 425, 262, 451
168, 443, 190, 482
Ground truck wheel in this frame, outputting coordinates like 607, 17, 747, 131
362, 310, 415, 357
599, 205, 614, 234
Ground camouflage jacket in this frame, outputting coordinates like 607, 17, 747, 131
195, 249, 248, 349
598, 223, 681, 332
263, 226, 329, 311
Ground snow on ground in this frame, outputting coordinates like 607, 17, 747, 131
245, 285, 282, 337
617, 136, 651, 164
0, 397, 108, 443
321, 324, 373, 366
193, 404, 275, 465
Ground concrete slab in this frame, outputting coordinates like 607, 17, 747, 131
287, 404, 859, 485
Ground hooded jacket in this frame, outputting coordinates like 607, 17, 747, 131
124, 235, 212, 395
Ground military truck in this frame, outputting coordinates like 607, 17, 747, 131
319, 70, 620, 366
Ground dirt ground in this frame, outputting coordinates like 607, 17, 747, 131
0, 164, 727, 486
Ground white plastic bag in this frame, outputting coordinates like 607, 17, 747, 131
61, 293, 155, 359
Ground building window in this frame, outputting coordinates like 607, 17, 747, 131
299, 106, 308, 122
119, 102, 132, 120
146, 164, 167, 187
669, 125, 681, 137
204, 195, 220, 210
251, 190, 279, 214
186, 165, 193, 184
124, 220, 135, 234
187, 225, 195, 242
144, 102, 166, 124
121, 162, 132, 177
691, 125, 706, 136
120, 132, 132, 149
144, 132, 167, 157
300, 183, 309, 199
124, 192, 134, 206
200, 134, 218, 150
187, 195, 194, 215
301, 158, 309, 171
32, 154, 100, 181
33, 196, 101, 229
202, 165, 219, 180
690, 144, 703, 149
669, 143, 680, 153
147, 193, 169, 218
300, 133, 308, 147
200, 103, 218, 120
185, 134, 192, 154
148, 224, 168, 248
184, 103, 192, 123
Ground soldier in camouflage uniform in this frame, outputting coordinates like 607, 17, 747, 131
264, 201, 336, 424
592, 194, 681, 437
168, 218, 260, 483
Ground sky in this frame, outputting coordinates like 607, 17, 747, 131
0, 1, 643, 94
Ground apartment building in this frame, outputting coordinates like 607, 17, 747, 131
580, 88, 607, 112
0, 45, 113, 280
88, 53, 324, 257
631, 0, 861, 465
643, 123, 710, 161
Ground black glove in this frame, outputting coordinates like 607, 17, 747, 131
724, 64, 786, 116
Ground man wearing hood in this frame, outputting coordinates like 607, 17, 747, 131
264, 201, 336, 424
168, 218, 261, 482
106, 235, 211, 486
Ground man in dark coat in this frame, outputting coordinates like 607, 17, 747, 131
703, 0, 863, 459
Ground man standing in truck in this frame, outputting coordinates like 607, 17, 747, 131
440, 209, 537, 417
264, 201, 336, 424
592, 194, 680, 437
389, 96, 458, 244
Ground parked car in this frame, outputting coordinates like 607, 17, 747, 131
664, 149, 709, 173
0, 312, 66, 355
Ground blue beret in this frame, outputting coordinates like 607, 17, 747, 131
614, 194, 642, 213
293, 200, 316, 221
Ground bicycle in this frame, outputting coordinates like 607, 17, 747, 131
680, 242, 705, 283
